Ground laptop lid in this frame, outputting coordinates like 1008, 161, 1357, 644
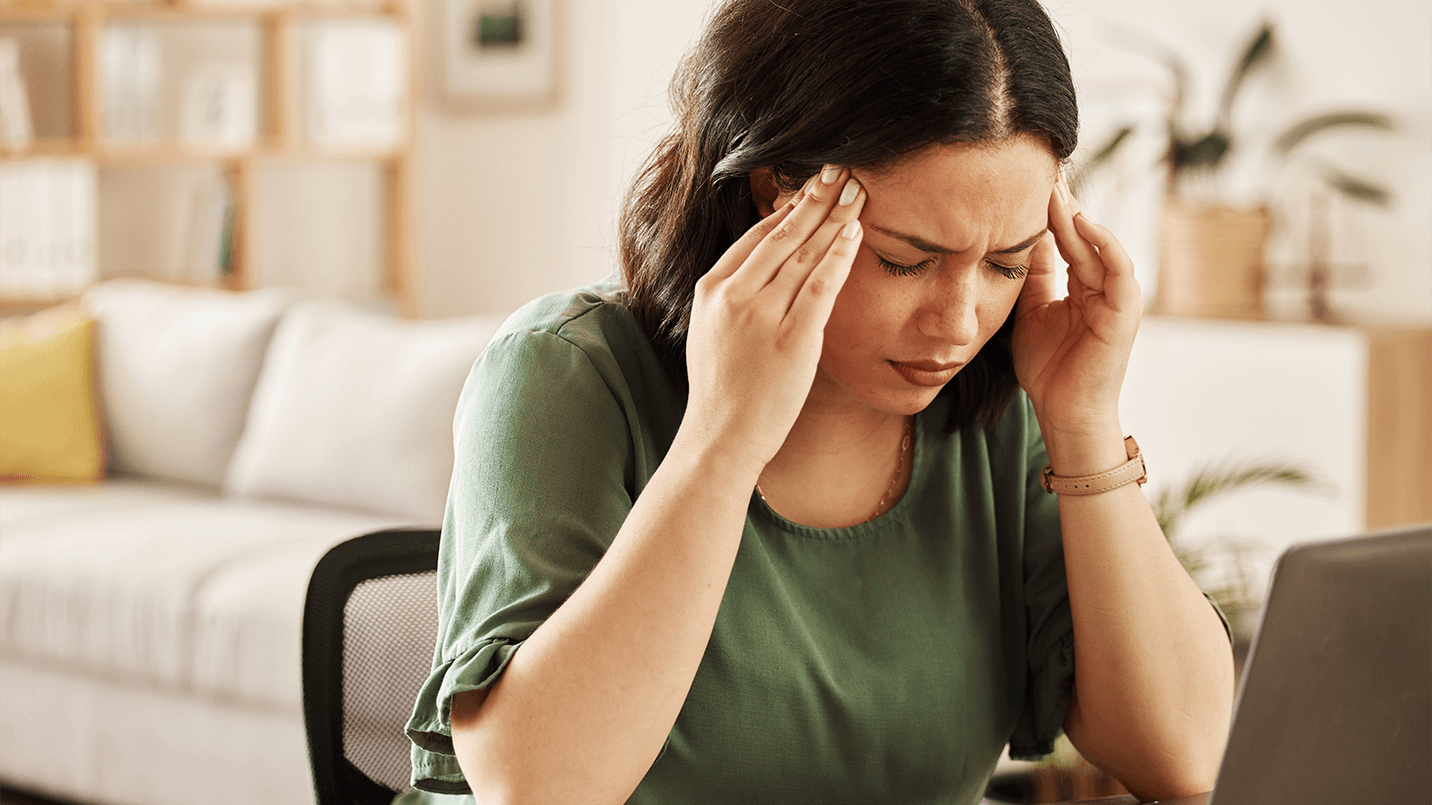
1210, 524, 1432, 805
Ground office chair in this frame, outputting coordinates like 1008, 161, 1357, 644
302, 528, 442, 805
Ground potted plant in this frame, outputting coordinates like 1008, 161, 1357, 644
1150, 458, 1319, 642
1074, 21, 1394, 321
984, 457, 1318, 804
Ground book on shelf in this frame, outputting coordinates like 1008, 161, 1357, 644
183, 174, 236, 284
179, 62, 258, 149
305, 19, 406, 149
102, 25, 162, 143
0, 38, 34, 149
186, 0, 390, 9
0, 160, 99, 300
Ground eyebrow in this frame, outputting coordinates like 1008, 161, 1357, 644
869, 225, 1048, 257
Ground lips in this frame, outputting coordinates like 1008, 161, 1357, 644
889, 359, 965, 387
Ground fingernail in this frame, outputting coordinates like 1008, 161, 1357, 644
838, 178, 860, 206
821, 164, 842, 185
841, 219, 862, 239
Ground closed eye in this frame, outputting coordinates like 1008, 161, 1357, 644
987, 260, 1028, 280
881, 255, 1026, 280
878, 256, 936, 277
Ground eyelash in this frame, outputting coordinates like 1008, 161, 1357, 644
877, 256, 934, 277
877, 256, 1028, 281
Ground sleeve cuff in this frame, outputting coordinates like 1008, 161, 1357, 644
405, 637, 523, 793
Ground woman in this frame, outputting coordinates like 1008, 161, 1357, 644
405, 1, 1235, 803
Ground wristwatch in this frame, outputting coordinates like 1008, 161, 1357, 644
1041, 435, 1147, 495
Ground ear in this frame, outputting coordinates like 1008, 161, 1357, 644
749, 167, 795, 217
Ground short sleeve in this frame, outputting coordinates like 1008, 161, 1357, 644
1005, 398, 1075, 761
405, 328, 638, 794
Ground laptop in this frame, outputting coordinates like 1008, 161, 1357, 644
1146, 523, 1432, 805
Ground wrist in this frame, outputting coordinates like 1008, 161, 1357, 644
667, 423, 768, 492
1037, 420, 1128, 479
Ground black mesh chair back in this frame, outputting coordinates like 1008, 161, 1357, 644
303, 528, 442, 805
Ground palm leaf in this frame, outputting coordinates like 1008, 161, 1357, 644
1171, 130, 1232, 172
1216, 21, 1275, 128
1154, 460, 1321, 540
1320, 167, 1393, 206
1273, 112, 1395, 155
1070, 125, 1135, 195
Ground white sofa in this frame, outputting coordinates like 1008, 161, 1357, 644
0, 279, 506, 805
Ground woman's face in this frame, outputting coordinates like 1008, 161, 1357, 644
774, 138, 1058, 418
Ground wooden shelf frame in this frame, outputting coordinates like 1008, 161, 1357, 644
0, 0, 420, 316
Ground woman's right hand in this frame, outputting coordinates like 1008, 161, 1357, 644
683, 165, 867, 479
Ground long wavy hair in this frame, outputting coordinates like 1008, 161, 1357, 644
618, 0, 1078, 430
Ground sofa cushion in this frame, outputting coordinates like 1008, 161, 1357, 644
0, 484, 411, 705
223, 299, 505, 522
0, 475, 212, 532
82, 279, 295, 487
0, 305, 105, 483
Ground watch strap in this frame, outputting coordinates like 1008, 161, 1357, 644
1041, 435, 1147, 495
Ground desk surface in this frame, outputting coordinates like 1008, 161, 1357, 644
1055, 794, 1210, 805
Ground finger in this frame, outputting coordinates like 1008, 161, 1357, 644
1073, 213, 1143, 314
1048, 172, 1104, 293
729, 165, 850, 293
1016, 232, 1060, 315
765, 177, 866, 300
785, 218, 861, 334
705, 195, 800, 284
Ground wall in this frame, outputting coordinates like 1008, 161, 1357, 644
415, 0, 710, 318
1053, 0, 1432, 325
37, 1, 1422, 320
413, 0, 1432, 323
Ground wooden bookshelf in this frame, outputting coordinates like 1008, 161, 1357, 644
0, 0, 419, 315
1364, 325, 1432, 530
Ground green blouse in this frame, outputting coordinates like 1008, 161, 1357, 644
405, 281, 1078, 805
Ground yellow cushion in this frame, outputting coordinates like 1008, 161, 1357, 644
0, 305, 105, 483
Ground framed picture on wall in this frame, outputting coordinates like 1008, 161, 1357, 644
442, 0, 559, 107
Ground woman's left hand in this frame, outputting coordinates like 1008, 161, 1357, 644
1012, 174, 1143, 439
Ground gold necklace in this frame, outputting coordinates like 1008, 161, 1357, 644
870, 416, 914, 520
756, 416, 914, 524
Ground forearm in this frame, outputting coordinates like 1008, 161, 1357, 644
1044, 427, 1235, 800
450, 427, 759, 805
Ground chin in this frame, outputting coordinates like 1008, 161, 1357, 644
811, 364, 947, 417
895, 389, 944, 416
860, 383, 944, 417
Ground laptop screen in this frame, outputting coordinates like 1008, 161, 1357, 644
1211, 524, 1432, 805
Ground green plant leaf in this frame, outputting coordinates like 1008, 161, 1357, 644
1321, 167, 1393, 206
1153, 460, 1321, 543
1178, 463, 1317, 513
1070, 125, 1135, 195
1272, 112, 1396, 155
1173, 131, 1232, 171
1217, 21, 1275, 128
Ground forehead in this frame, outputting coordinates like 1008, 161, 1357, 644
855, 139, 1058, 248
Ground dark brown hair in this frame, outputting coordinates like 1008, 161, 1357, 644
619, 0, 1077, 430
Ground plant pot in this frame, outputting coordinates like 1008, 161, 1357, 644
1156, 203, 1271, 319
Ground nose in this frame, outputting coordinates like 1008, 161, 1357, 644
917, 263, 981, 347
